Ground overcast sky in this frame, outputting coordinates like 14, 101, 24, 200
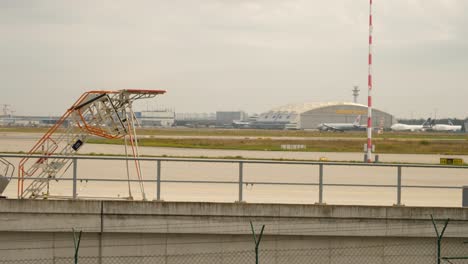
1, 0, 467, 119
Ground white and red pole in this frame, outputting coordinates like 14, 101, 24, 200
366, 0, 374, 162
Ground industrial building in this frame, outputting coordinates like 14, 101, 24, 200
0, 115, 62, 127
135, 110, 175, 127
174, 112, 216, 127
256, 102, 395, 130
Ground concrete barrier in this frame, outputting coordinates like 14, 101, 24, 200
1, 200, 468, 261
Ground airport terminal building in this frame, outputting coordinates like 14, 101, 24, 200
255, 102, 395, 130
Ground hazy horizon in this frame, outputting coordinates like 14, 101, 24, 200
1, 1, 467, 119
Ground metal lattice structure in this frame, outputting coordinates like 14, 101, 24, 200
17, 89, 165, 199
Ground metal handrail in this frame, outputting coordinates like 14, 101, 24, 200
0, 153, 466, 205
1, 153, 466, 168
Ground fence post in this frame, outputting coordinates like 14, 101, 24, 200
318, 164, 324, 204
238, 162, 244, 202
72, 228, 82, 264
156, 160, 161, 201
72, 158, 77, 199
431, 215, 450, 264
250, 221, 265, 264
396, 166, 402, 206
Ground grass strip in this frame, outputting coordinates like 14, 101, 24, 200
86, 137, 468, 155
1, 127, 467, 140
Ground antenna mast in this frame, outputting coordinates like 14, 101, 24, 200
366, 0, 374, 162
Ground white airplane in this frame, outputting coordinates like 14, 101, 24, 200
390, 118, 432, 132
432, 120, 462, 132
232, 120, 251, 128
318, 115, 365, 132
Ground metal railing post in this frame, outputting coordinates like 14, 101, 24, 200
72, 158, 77, 199
318, 163, 324, 204
396, 166, 402, 206
238, 161, 244, 202
156, 160, 161, 201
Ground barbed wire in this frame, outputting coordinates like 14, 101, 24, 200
0, 210, 459, 234
0, 219, 459, 246
0, 215, 464, 246
0, 236, 442, 252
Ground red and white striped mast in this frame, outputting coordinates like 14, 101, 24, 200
366, 0, 374, 162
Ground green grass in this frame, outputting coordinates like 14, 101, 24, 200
138, 128, 468, 140
2, 127, 467, 140
2, 127, 467, 154
86, 137, 468, 155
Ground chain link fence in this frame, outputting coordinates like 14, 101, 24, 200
2, 240, 468, 264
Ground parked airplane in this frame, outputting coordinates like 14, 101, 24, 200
232, 120, 251, 128
390, 118, 432, 132
431, 120, 462, 132
317, 115, 365, 132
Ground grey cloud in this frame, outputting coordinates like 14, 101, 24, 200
0, 0, 466, 118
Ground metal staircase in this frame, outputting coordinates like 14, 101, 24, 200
18, 89, 166, 199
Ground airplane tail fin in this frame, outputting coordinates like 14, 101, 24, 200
421, 118, 433, 129
422, 118, 430, 126
353, 115, 362, 126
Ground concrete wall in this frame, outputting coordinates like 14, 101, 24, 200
1, 200, 468, 262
